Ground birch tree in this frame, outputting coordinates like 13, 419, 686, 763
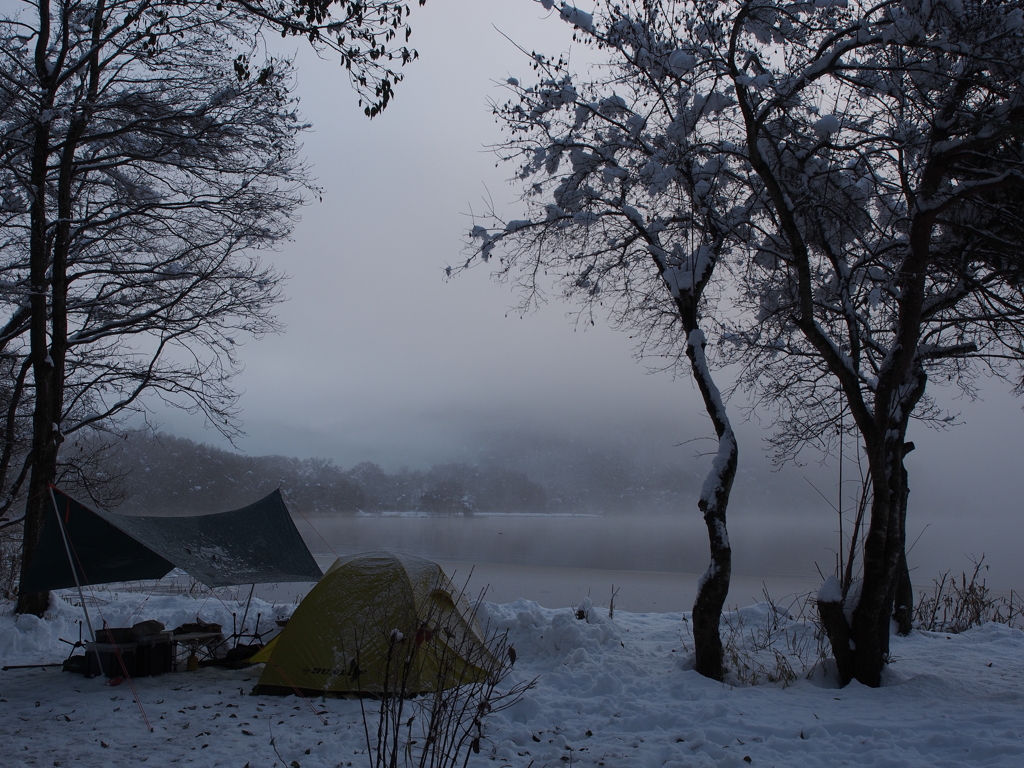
481, 0, 1024, 687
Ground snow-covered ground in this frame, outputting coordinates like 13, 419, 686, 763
1, 588, 1022, 767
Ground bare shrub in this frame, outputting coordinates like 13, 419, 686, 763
356, 585, 535, 768
913, 556, 1022, 633
715, 587, 828, 688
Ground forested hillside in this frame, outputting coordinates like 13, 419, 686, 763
83, 430, 703, 516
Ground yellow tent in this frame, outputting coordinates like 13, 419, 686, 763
252, 551, 496, 696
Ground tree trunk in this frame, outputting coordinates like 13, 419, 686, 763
15, 124, 60, 614
692, 469, 735, 680
817, 357, 925, 684
16, 460, 56, 616
892, 451, 914, 636
16, 199, 60, 615
16, 1, 60, 616
848, 437, 906, 687
817, 436, 905, 687
893, 549, 913, 636
684, 329, 737, 681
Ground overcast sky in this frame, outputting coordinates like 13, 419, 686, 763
153, 0, 1023, 574
162, 0, 699, 467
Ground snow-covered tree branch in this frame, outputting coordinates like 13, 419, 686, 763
455, 0, 776, 680
465, 0, 1024, 687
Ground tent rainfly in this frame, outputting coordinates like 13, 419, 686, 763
252, 551, 497, 696
21, 487, 322, 592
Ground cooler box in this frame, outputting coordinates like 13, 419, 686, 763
84, 641, 137, 678
135, 632, 174, 676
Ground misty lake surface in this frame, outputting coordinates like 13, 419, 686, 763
286, 511, 1020, 613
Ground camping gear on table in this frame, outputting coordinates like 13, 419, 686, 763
172, 620, 222, 636
170, 619, 225, 669
71, 620, 174, 678
252, 551, 497, 697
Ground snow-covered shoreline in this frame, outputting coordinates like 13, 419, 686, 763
2, 588, 1022, 767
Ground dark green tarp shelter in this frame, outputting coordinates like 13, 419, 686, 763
22, 488, 322, 591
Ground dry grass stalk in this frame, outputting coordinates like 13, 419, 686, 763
913, 555, 1022, 633
356, 583, 535, 768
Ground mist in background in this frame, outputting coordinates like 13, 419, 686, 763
144, 1, 1023, 591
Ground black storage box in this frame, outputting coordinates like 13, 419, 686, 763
94, 627, 135, 645
84, 641, 137, 678
135, 634, 173, 677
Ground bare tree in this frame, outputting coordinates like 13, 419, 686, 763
457, 2, 765, 680
490, 0, 1024, 687
722, 0, 1024, 686
0, 0, 316, 614
3, 0, 432, 616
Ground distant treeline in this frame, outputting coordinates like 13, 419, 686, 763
91, 430, 704, 516
104, 431, 544, 515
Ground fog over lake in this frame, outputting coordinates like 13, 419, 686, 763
143, 0, 1022, 612
293, 508, 1021, 614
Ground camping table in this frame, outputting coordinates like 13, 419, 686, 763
172, 632, 225, 669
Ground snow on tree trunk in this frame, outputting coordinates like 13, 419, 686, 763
687, 330, 736, 681
818, 376, 924, 685
850, 439, 906, 687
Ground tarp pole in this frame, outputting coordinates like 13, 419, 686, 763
238, 583, 256, 644
51, 496, 151, 725
50, 487, 100, 649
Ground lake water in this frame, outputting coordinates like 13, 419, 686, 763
287, 513, 811, 613
277, 511, 1021, 614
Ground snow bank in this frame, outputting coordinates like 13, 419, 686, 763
1, 590, 1022, 767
